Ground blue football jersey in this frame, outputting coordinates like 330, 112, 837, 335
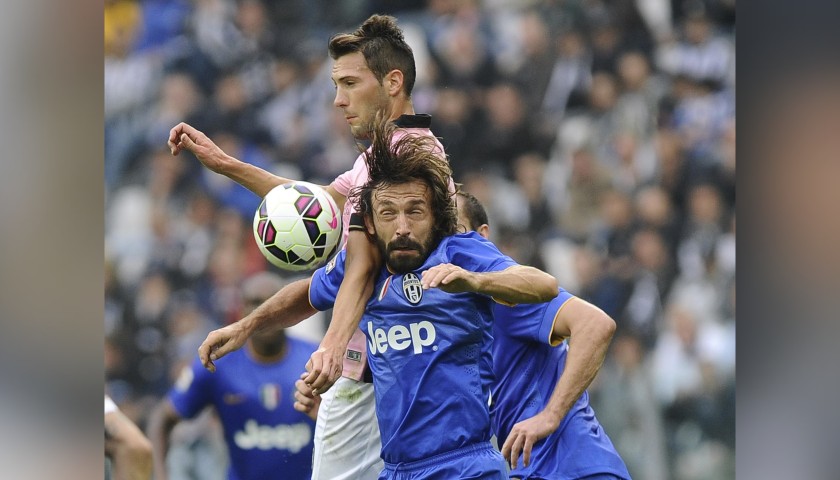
491, 291, 631, 479
169, 337, 318, 480
310, 232, 516, 464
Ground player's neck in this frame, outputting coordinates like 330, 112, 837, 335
389, 98, 415, 120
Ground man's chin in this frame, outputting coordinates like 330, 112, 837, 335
350, 125, 372, 140
387, 252, 424, 274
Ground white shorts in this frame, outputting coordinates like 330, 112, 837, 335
312, 377, 382, 480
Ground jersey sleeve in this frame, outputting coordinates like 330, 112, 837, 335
330, 153, 366, 198
168, 357, 214, 419
308, 249, 347, 311
445, 234, 518, 273
493, 288, 576, 346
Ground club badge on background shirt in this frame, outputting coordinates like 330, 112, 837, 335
260, 384, 281, 410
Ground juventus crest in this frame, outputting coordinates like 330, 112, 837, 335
402, 273, 423, 304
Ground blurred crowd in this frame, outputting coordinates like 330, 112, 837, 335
104, 0, 735, 478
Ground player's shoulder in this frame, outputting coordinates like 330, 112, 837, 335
440, 232, 499, 253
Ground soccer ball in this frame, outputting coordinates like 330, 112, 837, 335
253, 181, 343, 272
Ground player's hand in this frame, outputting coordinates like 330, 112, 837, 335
197, 323, 249, 373
303, 344, 344, 394
293, 372, 321, 421
500, 411, 560, 469
420, 263, 478, 293
167, 122, 228, 173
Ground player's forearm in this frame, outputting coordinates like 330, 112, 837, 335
246, 278, 317, 333
321, 232, 379, 349
543, 311, 615, 424
214, 153, 292, 198
475, 265, 558, 304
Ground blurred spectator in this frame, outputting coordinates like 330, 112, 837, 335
430, 86, 476, 177
541, 28, 593, 123
506, 11, 557, 116
633, 183, 682, 255
593, 188, 637, 261
656, 7, 734, 88
105, 0, 164, 188
556, 147, 613, 242
591, 333, 669, 480
511, 152, 554, 239
620, 227, 675, 347
467, 82, 553, 178
651, 302, 735, 478
132, 0, 192, 53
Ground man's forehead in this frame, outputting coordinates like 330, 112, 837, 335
373, 182, 430, 203
331, 52, 370, 77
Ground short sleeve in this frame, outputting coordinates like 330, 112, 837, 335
309, 249, 347, 311
168, 357, 214, 419
330, 152, 367, 198
446, 234, 518, 273
493, 289, 576, 345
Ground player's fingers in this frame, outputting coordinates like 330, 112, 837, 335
522, 437, 534, 467
168, 126, 181, 154
438, 270, 463, 286
303, 355, 324, 386
179, 133, 198, 151
293, 400, 311, 414
421, 268, 445, 289
307, 371, 331, 392
509, 434, 526, 468
294, 379, 315, 398
294, 389, 315, 408
500, 434, 513, 461
198, 335, 219, 372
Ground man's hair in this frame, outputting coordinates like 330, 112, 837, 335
351, 118, 457, 247
328, 14, 417, 97
456, 191, 489, 231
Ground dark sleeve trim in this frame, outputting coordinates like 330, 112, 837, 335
348, 212, 366, 231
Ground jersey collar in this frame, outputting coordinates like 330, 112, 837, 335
393, 114, 432, 129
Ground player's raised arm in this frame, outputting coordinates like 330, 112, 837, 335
197, 278, 316, 372
421, 263, 558, 305
167, 122, 337, 200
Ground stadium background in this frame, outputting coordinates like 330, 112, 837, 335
104, 0, 735, 478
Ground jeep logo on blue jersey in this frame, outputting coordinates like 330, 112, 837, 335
367, 321, 437, 355
233, 420, 312, 452
402, 272, 423, 304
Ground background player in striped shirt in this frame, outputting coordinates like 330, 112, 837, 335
457, 191, 631, 479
